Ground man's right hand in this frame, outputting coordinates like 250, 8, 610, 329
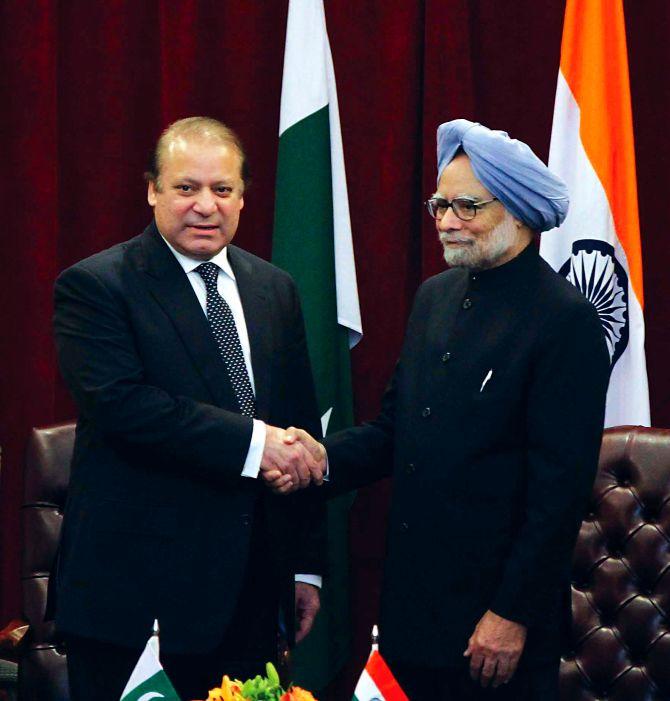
284, 427, 326, 472
260, 425, 325, 494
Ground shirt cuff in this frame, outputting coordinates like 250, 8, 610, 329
295, 574, 322, 588
241, 419, 266, 478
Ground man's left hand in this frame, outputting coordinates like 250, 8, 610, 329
463, 610, 527, 688
295, 582, 321, 643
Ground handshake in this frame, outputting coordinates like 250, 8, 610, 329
260, 425, 327, 494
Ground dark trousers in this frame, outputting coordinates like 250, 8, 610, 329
388, 659, 559, 701
66, 505, 279, 701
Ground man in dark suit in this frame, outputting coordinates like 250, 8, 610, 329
53, 117, 326, 701
285, 120, 611, 700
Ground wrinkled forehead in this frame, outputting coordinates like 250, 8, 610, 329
436, 153, 493, 200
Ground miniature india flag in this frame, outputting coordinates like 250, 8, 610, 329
120, 620, 181, 701
352, 627, 408, 701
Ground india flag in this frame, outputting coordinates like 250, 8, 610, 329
272, 0, 362, 690
120, 622, 180, 701
540, 0, 649, 427
352, 650, 408, 701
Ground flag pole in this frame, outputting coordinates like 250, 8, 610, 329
152, 619, 160, 655
371, 624, 379, 653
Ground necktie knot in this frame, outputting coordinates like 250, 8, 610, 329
196, 262, 219, 289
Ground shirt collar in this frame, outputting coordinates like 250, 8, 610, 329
160, 234, 236, 281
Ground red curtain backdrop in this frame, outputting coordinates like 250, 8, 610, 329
2, 0, 669, 693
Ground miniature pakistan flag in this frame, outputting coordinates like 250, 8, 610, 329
120, 621, 180, 701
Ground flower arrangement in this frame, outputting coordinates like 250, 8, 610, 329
204, 662, 317, 701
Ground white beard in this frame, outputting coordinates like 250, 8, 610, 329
439, 212, 520, 270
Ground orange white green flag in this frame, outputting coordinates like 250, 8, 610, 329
352, 638, 408, 701
539, 0, 650, 427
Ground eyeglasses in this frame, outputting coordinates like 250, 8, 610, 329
425, 196, 498, 221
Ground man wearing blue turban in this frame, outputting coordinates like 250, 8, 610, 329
294, 119, 612, 699
436, 119, 569, 234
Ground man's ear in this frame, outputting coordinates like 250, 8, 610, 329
147, 180, 157, 207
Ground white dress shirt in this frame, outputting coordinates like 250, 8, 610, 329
162, 236, 321, 588
162, 238, 267, 477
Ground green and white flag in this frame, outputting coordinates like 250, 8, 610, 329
273, 0, 362, 691
120, 622, 180, 701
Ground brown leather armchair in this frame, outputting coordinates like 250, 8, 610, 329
560, 426, 670, 700
20, 422, 74, 701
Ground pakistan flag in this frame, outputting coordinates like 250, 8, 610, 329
120, 623, 180, 700
272, 0, 362, 692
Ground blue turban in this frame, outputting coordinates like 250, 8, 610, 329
436, 119, 569, 232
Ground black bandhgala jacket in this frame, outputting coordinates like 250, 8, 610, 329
325, 242, 610, 668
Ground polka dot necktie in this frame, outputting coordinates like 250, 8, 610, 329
196, 262, 257, 418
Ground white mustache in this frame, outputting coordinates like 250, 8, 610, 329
439, 233, 474, 245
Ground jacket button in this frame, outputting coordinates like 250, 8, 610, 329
441, 352, 451, 363
405, 462, 416, 474
462, 298, 472, 310
401, 522, 409, 531
241, 514, 251, 526
421, 407, 431, 418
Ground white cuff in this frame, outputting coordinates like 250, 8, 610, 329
295, 574, 323, 588
241, 419, 266, 478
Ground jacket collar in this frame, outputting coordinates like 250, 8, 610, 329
465, 240, 539, 292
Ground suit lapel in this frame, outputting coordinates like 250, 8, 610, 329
135, 224, 237, 408
227, 246, 273, 421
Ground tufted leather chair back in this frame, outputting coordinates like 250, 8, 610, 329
20, 422, 75, 701
560, 426, 670, 700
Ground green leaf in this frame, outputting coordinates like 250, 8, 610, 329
266, 662, 280, 687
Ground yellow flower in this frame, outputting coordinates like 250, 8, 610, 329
207, 675, 245, 701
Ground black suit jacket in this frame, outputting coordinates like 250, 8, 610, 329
325, 243, 610, 668
53, 222, 324, 654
